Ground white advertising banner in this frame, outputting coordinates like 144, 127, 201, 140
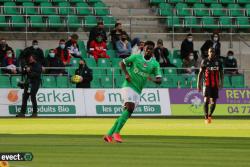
84, 88, 171, 116
0, 89, 85, 116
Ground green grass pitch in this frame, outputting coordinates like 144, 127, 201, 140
1, 118, 250, 167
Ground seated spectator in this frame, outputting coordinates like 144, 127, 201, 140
154, 39, 175, 67
45, 49, 66, 75
87, 20, 107, 51
75, 60, 93, 88
1, 49, 17, 74
110, 22, 129, 49
116, 32, 132, 58
131, 39, 144, 55
89, 34, 110, 62
54, 39, 71, 66
0, 39, 15, 66
66, 33, 81, 58
181, 34, 195, 60
224, 50, 239, 74
201, 33, 221, 59
19, 40, 45, 67
182, 52, 198, 74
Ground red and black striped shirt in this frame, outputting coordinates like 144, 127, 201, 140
201, 58, 223, 88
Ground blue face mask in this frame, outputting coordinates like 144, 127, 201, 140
60, 44, 65, 49
49, 53, 55, 58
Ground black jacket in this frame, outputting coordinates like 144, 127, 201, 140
224, 57, 238, 73
154, 47, 175, 67
22, 61, 42, 85
19, 46, 45, 67
75, 65, 93, 88
201, 40, 221, 58
181, 39, 194, 59
45, 56, 66, 75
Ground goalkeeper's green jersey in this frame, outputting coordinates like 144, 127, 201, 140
122, 54, 162, 94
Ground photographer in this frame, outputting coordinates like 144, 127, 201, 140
16, 54, 42, 118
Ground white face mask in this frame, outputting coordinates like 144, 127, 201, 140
187, 38, 193, 42
49, 53, 55, 58
60, 44, 65, 49
33, 45, 38, 49
7, 53, 12, 58
213, 37, 218, 41
228, 55, 233, 60
189, 55, 194, 60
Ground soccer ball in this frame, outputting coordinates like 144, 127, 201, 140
71, 75, 82, 83
0, 161, 9, 167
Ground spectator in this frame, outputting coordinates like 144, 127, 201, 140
154, 39, 175, 67
65, 33, 81, 58
181, 34, 196, 60
131, 39, 144, 55
89, 33, 110, 62
20, 40, 45, 67
0, 39, 15, 66
201, 33, 221, 59
54, 39, 71, 66
116, 32, 132, 58
182, 52, 198, 74
87, 21, 107, 51
1, 49, 17, 74
75, 60, 93, 88
110, 23, 129, 49
224, 50, 239, 74
45, 49, 66, 75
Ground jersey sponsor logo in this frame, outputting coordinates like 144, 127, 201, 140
206, 67, 219, 71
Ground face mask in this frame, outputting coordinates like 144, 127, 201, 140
49, 53, 55, 58
60, 44, 65, 49
7, 53, 12, 58
187, 38, 193, 42
228, 55, 233, 60
189, 55, 194, 60
213, 37, 218, 41
96, 37, 102, 42
33, 45, 38, 49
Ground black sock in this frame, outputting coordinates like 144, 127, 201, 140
209, 103, 216, 117
204, 102, 209, 119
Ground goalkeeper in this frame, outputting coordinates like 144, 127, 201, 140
104, 41, 162, 143
74, 59, 93, 88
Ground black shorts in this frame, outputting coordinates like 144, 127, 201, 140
203, 86, 219, 99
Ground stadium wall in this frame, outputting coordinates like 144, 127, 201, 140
0, 88, 249, 117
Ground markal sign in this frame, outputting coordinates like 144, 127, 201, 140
84, 89, 171, 116
0, 89, 84, 116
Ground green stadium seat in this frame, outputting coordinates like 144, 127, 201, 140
173, 49, 181, 58
171, 58, 183, 68
0, 75, 11, 88
203, 0, 218, 3
23, 2, 38, 15
4, 2, 20, 15
0, 16, 8, 28
76, 3, 92, 15
185, 0, 201, 3
176, 3, 192, 16
15, 49, 22, 60
33, 0, 49, 2
102, 16, 116, 28
238, 0, 249, 3
169, 0, 184, 3
160, 75, 176, 88
221, 0, 235, 4
52, 0, 67, 2
245, 4, 250, 16
91, 76, 101, 88
48, 15, 65, 28
88, 0, 103, 3
219, 16, 235, 28
107, 42, 113, 50
66, 15, 82, 28
94, 2, 110, 16
228, 4, 245, 16
97, 58, 111, 67
107, 50, 117, 58
193, 3, 210, 16
115, 75, 124, 88
40, 2, 57, 15
159, 3, 173, 16
30, 16, 46, 28
56, 75, 69, 88
67, 67, 77, 76
150, 0, 166, 5
211, 4, 227, 17
184, 16, 200, 29
101, 76, 113, 88
42, 75, 57, 88
69, 0, 87, 2
231, 75, 245, 88
93, 68, 106, 77
11, 75, 22, 88
223, 75, 232, 88
58, 2, 74, 15
110, 58, 122, 67
202, 17, 218, 29
70, 58, 81, 67
163, 68, 177, 75
166, 16, 182, 28
236, 17, 250, 28
11, 16, 26, 28
85, 58, 97, 67
84, 15, 97, 28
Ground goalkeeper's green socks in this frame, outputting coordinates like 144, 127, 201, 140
107, 109, 131, 136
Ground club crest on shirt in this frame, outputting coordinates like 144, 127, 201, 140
143, 63, 147, 67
